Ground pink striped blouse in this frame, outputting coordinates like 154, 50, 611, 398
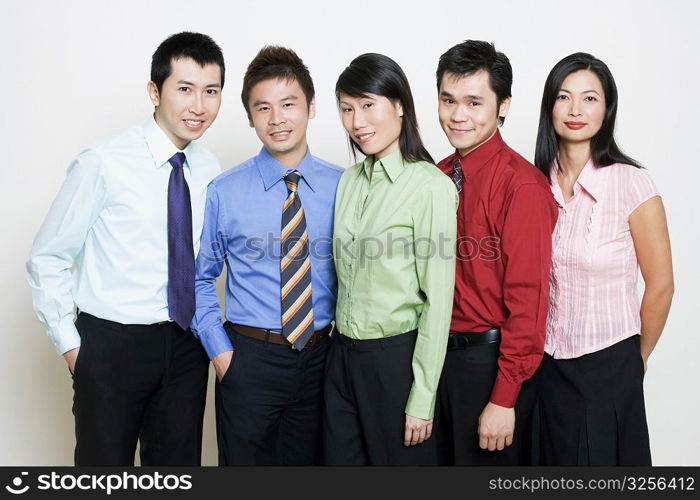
546, 160, 660, 359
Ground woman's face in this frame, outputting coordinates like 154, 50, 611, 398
338, 92, 403, 160
552, 70, 606, 146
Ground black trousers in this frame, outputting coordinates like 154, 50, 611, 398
538, 335, 651, 465
323, 330, 437, 465
215, 323, 329, 465
72, 312, 209, 466
435, 342, 538, 465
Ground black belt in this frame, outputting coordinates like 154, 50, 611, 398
446, 328, 501, 350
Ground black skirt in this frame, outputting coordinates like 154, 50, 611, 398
538, 334, 651, 465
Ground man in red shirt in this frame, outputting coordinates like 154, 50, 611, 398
433, 40, 558, 465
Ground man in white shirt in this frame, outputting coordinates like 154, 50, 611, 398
26, 32, 224, 465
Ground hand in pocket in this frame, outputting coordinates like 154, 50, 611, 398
213, 350, 234, 382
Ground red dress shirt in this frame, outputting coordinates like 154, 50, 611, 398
437, 131, 558, 407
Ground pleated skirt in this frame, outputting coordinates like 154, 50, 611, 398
538, 334, 651, 465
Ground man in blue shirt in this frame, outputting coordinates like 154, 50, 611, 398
192, 46, 342, 465
26, 32, 224, 465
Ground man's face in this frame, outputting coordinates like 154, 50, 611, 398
438, 70, 510, 157
248, 77, 315, 165
148, 57, 222, 149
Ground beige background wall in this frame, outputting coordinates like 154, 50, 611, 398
1, 0, 698, 465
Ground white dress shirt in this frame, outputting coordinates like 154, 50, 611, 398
27, 116, 221, 355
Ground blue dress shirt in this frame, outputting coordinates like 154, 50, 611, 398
26, 116, 221, 354
191, 147, 343, 359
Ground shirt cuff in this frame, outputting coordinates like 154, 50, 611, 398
405, 383, 436, 420
52, 316, 81, 356
198, 323, 234, 359
489, 375, 522, 408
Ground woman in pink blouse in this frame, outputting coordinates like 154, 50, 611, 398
533, 52, 674, 465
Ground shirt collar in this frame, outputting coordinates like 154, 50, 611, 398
575, 158, 607, 201
143, 115, 193, 170
256, 146, 317, 192
548, 165, 564, 207
454, 129, 505, 177
549, 157, 607, 203
360, 149, 405, 183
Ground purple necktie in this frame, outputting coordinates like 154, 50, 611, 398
167, 152, 195, 330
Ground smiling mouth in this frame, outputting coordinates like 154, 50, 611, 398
564, 122, 587, 130
450, 128, 475, 134
269, 130, 292, 140
183, 119, 205, 129
355, 132, 375, 143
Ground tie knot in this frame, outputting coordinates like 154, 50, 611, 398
285, 170, 301, 193
169, 152, 186, 169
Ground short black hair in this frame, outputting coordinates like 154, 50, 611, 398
151, 32, 225, 92
241, 46, 315, 119
436, 40, 512, 125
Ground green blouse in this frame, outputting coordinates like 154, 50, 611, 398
333, 149, 458, 419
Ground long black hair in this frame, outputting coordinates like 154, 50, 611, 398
336, 53, 433, 164
534, 52, 642, 181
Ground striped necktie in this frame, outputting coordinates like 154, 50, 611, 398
280, 170, 315, 350
452, 158, 464, 193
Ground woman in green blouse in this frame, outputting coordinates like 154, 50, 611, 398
323, 53, 458, 465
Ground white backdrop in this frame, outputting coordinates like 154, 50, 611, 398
1, 0, 698, 465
